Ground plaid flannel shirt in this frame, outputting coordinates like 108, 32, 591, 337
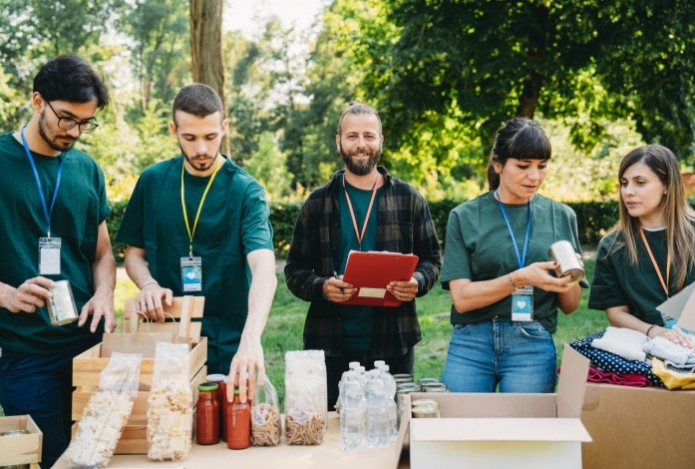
285, 167, 442, 357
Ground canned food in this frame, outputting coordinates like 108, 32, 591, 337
0, 429, 30, 436
422, 383, 449, 392
411, 399, 440, 418
396, 382, 421, 392
393, 373, 413, 382
46, 280, 79, 326
417, 377, 440, 386
548, 241, 584, 285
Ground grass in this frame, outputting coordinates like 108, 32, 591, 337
105, 258, 607, 408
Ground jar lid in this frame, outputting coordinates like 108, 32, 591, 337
206, 373, 226, 382
198, 383, 219, 391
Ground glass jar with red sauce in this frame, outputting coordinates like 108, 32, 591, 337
196, 383, 220, 445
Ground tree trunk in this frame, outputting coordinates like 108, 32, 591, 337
190, 0, 230, 155
516, 72, 543, 118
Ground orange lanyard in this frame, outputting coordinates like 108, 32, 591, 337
639, 226, 671, 297
342, 172, 379, 250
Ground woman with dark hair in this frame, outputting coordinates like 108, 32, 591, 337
590, 145, 694, 348
440, 117, 583, 393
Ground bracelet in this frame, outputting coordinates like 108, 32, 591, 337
508, 274, 517, 290
645, 324, 657, 338
140, 280, 159, 290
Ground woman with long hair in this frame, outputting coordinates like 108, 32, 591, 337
589, 144, 694, 347
440, 117, 582, 393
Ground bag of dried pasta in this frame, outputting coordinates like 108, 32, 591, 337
251, 377, 282, 446
147, 342, 193, 461
284, 350, 327, 445
65, 352, 142, 468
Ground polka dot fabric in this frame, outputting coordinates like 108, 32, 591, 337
569, 332, 665, 388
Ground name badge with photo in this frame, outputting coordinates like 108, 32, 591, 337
511, 285, 534, 322
38, 237, 61, 275
181, 256, 203, 292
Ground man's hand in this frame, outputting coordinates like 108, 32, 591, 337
227, 337, 265, 404
135, 282, 174, 322
79, 287, 116, 333
1, 277, 54, 313
322, 275, 356, 303
387, 276, 419, 302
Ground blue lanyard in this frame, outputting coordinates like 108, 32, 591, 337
20, 127, 63, 238
495, 191, 532, 269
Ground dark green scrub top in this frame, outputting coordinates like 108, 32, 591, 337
589, 227, 695, 325
116, 156, 274, 374
440, 192, 582, 333
0, 132, 110, 353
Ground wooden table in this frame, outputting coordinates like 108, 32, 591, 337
53, 412, 409, 469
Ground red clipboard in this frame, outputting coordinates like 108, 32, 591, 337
341, 251, 419, 307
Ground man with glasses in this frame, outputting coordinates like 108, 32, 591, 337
0, 54, 115, 467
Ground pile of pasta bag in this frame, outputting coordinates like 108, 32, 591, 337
65, 352, 142, 468
284, 350, 327, 445
147, 342, 193, 461
251, 378, 282, 446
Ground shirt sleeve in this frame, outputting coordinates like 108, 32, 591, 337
440, 209, 473, 289
240, 181, 274, 255
589, 238, 629, 311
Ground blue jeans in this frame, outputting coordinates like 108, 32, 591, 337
0, 349, 76, 468
441, 317, 557, 393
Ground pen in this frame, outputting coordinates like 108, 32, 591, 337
333, 271, 345, 295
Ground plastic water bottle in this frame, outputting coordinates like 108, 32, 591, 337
337, 362, 363, 413
365, 369, 390, 449
340, 371, 366, 452
356, 366, 367, 390
373, 360, 386, 369
377, 364, 398, 441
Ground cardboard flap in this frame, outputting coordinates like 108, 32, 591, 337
657, 281, 695, 330
411, 392, 556, 418
410, 417, 592, 443
556, 344, 590, 418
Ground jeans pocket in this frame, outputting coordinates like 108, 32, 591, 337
516, 321, 550, 340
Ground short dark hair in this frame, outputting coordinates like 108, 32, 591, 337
487, 117, 551, 190
172, 84, 224, 124
336, 101, 382, 135
33, 54, 109, 108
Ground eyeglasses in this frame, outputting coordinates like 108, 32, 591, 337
44, 100, 99, 133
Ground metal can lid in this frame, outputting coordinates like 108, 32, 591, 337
418, 377, 440, 385
392, 373, 413, 380
412, 409, 441, 418
423, 383, 449, 390
198, 382, 219, 392
0, 429, 31, 436
411, 398, 440, 409
396, 383, 421, 391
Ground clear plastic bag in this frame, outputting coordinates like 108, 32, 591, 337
147, 342, 193, 461
251, 378, 282, 446
65, 352, 142, 468
284, 350, 327, 445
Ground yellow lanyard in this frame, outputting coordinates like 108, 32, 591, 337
181, 157, 223, 257
639, 226, 671, 297
343, 172, 379, 251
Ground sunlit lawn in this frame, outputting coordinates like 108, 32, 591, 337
107, 258, 607, 407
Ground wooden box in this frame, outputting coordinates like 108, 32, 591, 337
0, 414, 42, 468
72, 296, 207, 454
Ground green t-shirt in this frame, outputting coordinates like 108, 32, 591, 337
589, 227, 695, 325
440, 192, 581, 333
337, 180, 382, 351
0, 132, 110, 353
116, 156, 274, 374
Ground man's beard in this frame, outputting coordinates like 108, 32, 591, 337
340, 143, 381, 176
180, 142, 221, 172
38, 111, 76, 152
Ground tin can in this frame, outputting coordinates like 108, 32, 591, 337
422, 382, 449, 392
548, 241, 584, 285
411, 399, 440, 418
418, 377, 440, 387
46, 280, 79, 326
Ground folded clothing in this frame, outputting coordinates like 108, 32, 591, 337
592, 326, 647, 362
588, 366, 652, 387
643, 336, 695, 365
651, 358, 695, 390
570, 332, 664, 387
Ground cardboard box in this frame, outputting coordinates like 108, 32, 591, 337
580, 283, 695, 468
401, 345, 591, 469
71, 296, 207, 454
0, 414, 42, 468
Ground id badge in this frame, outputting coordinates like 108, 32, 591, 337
181, 257, 203, 292
38, 237, 61, 275
511, 285, 534, 322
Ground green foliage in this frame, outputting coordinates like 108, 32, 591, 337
107, 199, 129, 265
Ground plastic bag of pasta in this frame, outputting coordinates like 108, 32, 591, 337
284, 350, 327, 445
147, 342, 193, 461
65, 352, 142, 468
251, 377, 282, 446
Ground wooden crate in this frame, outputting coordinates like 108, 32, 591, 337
0, 415, 42, 468
72, 295, 207, 454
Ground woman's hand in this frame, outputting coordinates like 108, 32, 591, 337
649, 325, 692, 349
516, 261, 576, 293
